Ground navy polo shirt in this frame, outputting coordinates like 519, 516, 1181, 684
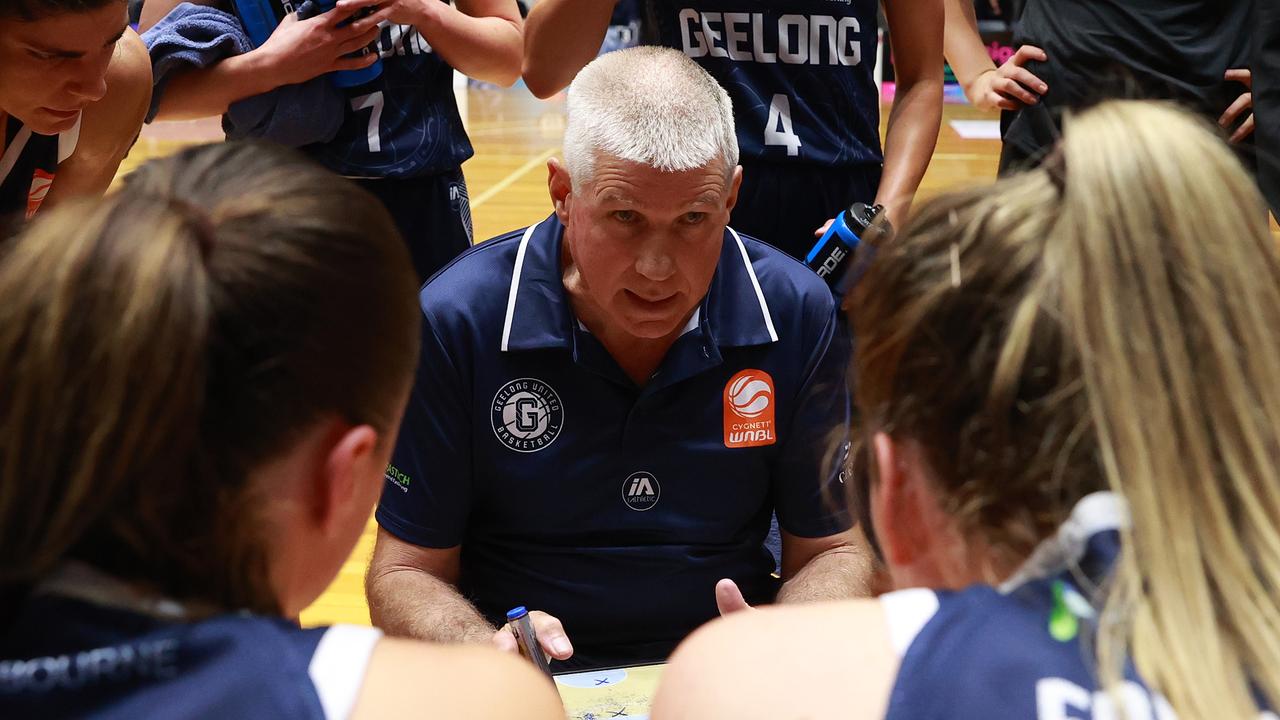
377, 213, 851, 668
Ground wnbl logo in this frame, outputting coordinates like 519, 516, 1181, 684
723, 369, 777, 448
622, 472, 660, 511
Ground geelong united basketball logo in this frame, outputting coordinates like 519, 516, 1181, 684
723, 369, 777, 448
491, 378, 564, 453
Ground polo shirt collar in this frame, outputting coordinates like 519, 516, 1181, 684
500, 214, 780, 353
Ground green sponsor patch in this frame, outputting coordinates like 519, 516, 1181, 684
385, 464, 411, 491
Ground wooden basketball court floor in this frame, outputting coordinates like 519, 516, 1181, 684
117, 86, 1280, 629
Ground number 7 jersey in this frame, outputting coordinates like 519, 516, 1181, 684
645, 0, 882, 167
303, 13, 474, 178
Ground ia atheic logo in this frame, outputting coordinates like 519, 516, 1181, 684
491, 378, 564, 453
622, 471, 660, 511
723, 369, 777, 448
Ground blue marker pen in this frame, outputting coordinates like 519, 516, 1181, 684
506, 606, 551, 676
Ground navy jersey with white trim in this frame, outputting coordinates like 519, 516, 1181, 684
881, 493, 1278, 720
303, 12, 473, 178
645, 0, 881, 167
0, 593, 379, 719
0, 116, 79, 221
377, 213, 851, 667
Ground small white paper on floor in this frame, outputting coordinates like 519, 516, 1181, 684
949, 120, 1003, 140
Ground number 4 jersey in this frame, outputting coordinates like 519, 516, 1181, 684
646, 0, 882, 168
304, 12, 474, 179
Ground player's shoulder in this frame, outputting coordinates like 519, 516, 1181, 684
103, 30, 152, 127
76, 29, 151, 161
351, 638, 563, 720
731, 229, 836, 326
653, 600, 897, 720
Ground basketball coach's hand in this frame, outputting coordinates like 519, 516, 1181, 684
715, 579, 756, 615
492, 610, 575, 661
966, 45, 1049, 112
259, 8, 381, 86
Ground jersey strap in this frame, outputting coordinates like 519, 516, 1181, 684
308, 625, 383, 720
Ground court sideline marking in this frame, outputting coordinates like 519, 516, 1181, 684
471, 147, 559, 209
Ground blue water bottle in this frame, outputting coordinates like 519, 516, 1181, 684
804, 202, 889, 295
232, 0, 383, 87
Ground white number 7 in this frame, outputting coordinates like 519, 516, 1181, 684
351, 90, 385, 153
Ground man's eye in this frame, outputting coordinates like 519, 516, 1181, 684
683, 212, 706, 224
612, 210, 637, 223
28, 50, 56, 61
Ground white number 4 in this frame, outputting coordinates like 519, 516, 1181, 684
351, 90, 384, 153
764, 93, 802, 157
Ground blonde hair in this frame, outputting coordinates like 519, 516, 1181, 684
850, 100, 1280, 716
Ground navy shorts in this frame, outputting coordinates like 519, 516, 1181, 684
731, 160, 882, 261
356, 168, 474, 286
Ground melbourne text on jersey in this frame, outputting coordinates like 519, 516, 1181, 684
677, 10, 862, 66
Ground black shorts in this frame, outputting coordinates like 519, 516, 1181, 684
355, 168, 473, 286
730, 160, 882, 262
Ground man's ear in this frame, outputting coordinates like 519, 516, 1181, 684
724, 165, 744, 215
314, 423, 380, 535
548, 157, 573, 223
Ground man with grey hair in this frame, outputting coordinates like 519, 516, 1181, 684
367, 46, 871, 670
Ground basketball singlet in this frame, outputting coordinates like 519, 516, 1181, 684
0, 114, 80, 221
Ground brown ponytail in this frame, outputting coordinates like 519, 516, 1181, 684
0, 141, 420, 614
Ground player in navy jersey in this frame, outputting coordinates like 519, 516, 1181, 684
142, 0, 523, 284
0, 143, 562, 719
0, 0, 150, 222
366, 48, 874, 671
653, 101, 1280, 719
523, 0, 943, 261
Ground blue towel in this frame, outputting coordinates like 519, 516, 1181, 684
142, 1, 344, 147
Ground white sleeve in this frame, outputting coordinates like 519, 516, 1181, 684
878, 588, 940, 658
308, 624, 384, 720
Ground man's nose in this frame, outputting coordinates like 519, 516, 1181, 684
635, 246, 675, 282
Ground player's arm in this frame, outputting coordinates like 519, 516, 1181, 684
149, 10, 381, 121
353, 640, 564, 719
44, 29, 151, 207
335, 0, 523, 87
875, 0, 945, 230
521, 0, 617, 98
365, 530, 576, 659
943, 0, 1047, 111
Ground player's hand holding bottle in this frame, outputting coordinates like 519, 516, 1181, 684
335, 0, 439, 32
257, 6, 381, 86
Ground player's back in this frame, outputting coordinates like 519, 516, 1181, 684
1017, 0, 1252, 112
0, 569, 375, 719
643, 0, 881, 168
882, 493, 1273, 720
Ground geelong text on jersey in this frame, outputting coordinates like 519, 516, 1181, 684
678, 9, 862, 66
